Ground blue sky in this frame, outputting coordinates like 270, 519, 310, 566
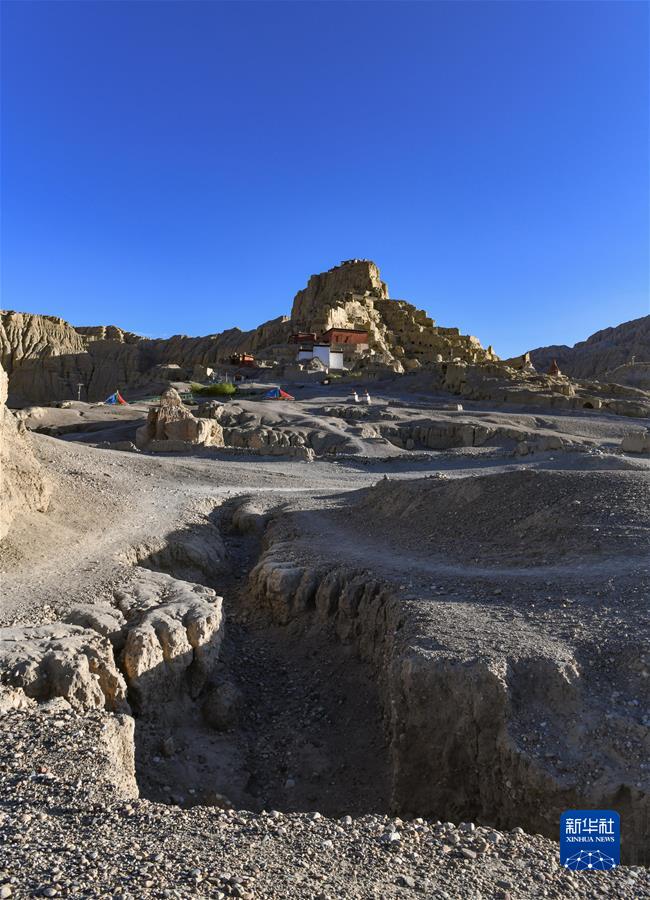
1, 1, 648, 356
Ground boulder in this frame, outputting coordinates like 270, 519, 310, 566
136, 388, 224, 450
621, 431, 650, 454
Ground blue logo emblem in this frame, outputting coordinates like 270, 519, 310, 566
560, 810, 620, 870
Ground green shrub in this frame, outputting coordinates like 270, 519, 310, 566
190, 381, 237, 397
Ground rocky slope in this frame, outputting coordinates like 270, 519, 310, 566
529, 315, 650, 386
1, 260, 495, 403
7, 707, 644, 900
0, 362, 50, 540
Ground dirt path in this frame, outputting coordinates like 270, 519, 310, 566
0, 435, 382, 626
295, 507, 650, 582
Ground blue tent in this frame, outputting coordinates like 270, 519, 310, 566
104, 391, 127, 405
264, 387, 294, 400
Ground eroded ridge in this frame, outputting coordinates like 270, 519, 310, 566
242, 483, 650, 865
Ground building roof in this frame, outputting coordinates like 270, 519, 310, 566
322, 326, 368, 335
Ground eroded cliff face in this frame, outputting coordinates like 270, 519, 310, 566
0, 310, 144, 404
529, 315, 650, 384
291, 259, 388, 327
1, 260, 496, 403
0, 362, 51, 540
0, 311, 87, 375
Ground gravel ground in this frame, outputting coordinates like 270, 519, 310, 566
2, 705, 648, 900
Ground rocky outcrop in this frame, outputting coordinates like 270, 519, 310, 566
421, 358, 650, 418
0, 310, 289, 404
291, 259, 388, 331
197, 400, 362, 459
135, 388, 224, 451
143, 316, 292, 372
0, 362, 50, 540
0, 623, 128, 711
379, 417, 578, 455
0, 310, 143, 404
291, 260, 496, 367
7, 262, 644, 407
602, 361, 650, 393
0, 567, 224, 719
111, 568, 224, 713
121, 525, 228, 586
0, 311, 87, 372
529, 315, 650, 384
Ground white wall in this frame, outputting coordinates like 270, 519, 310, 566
313, 345, 331, 365
297, 346, 344, 369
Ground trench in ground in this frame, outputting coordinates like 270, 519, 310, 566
132, 524, 391, 817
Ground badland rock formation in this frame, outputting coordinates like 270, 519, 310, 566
2, 322, 650, 891
529, 315, 650, 386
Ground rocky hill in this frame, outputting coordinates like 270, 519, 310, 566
291, 260, 497, 367
1, 260, 496, 404
529, 315, 650, 386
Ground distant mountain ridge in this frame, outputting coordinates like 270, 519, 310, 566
529, 315, 650, 387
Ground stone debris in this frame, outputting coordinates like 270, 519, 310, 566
0, 704, 648, 899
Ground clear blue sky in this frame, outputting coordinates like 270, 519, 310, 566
1, 1, 648, 356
